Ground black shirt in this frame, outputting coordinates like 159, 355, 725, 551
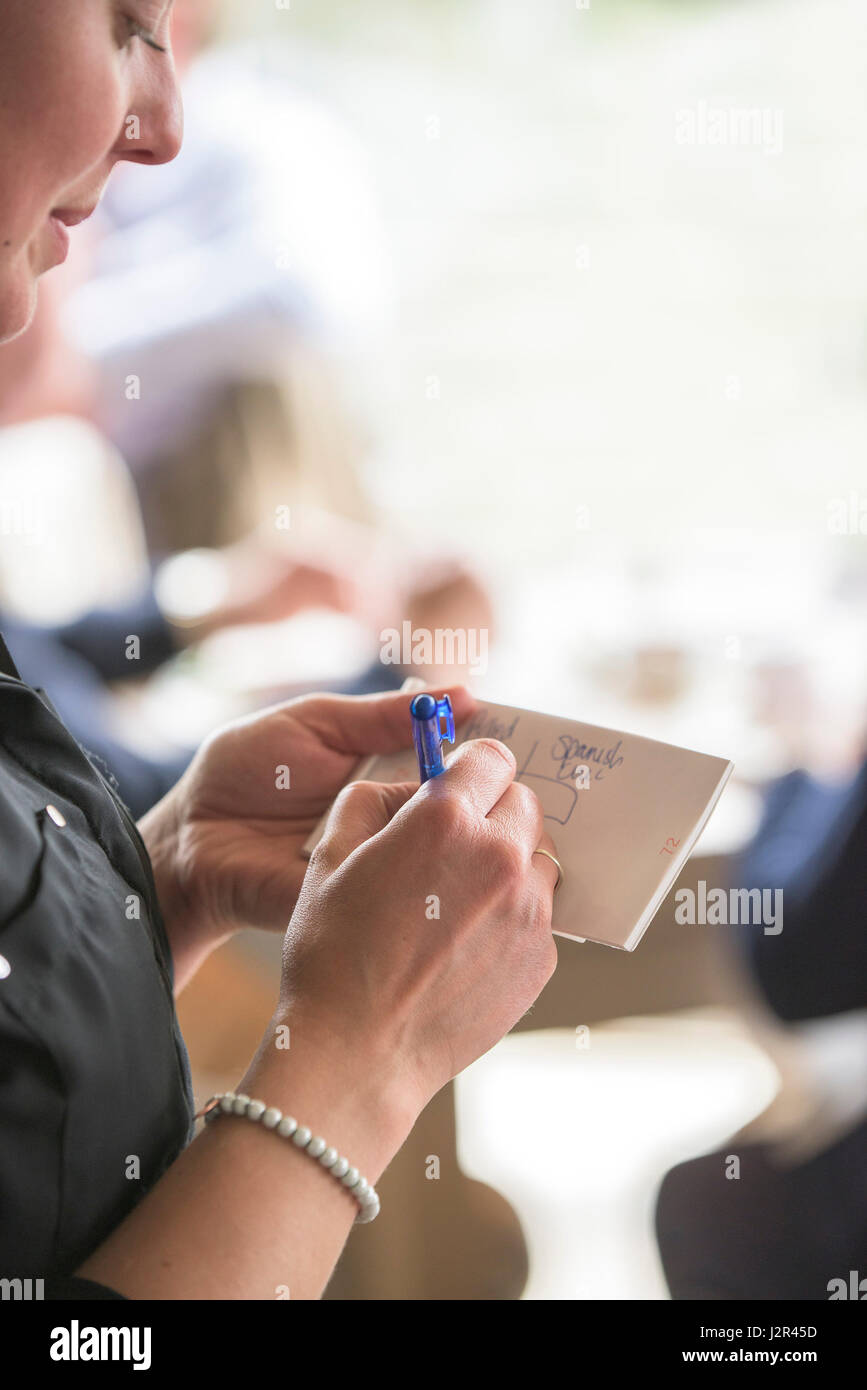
0, 634, 195, 1299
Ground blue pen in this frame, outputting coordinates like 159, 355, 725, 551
410, 693, 455, 782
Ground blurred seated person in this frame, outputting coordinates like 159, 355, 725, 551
0, 279, 493, 818
655, 748, 867, 1298
0, 266, 493, 818
0, 0, 493, 817
0, 529, 367, 818
0, 468, 493, 818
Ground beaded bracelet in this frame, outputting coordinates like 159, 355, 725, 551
196, 1092, 381, 1223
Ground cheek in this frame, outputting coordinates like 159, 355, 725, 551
0, 8, 126, 341
0, 13, 126, 252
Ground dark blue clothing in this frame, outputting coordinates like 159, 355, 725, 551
656, 1118, 867, 1300
0, 595, 408, 821
656, 758, 867, 1299
730, 762, 867, 1021
0, 590, 192, 819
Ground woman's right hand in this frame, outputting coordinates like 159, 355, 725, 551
272, 738, 560, 1122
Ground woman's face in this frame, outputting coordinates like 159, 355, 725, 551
0, 0, 182, 344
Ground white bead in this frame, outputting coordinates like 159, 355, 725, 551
219, 1095, 234, 1113
277, 1116, 297, 1138
232, 1094, 250, 1115
247, 1100, 266, 1121
291, 1125, 312, 1148
341, 1166, 360, 1189
262, 1107, 282, 1129
307, 1136, 326, 1158
318, 1147, 338, 1169
353, 1179, 369, 1200
331, 1156, 349, 1179
356, 1195, 380, 1223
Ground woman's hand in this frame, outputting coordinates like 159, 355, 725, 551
139, 685, 476, 989
249, 736, 560, 1124
84, 719, 559, 1301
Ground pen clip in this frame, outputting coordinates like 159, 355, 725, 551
435, 696, 455, 744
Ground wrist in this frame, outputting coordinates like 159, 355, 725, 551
241, 1011, 422, 1184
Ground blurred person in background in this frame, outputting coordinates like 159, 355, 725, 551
656, 734, 867, 1299
0, 0, 492, 816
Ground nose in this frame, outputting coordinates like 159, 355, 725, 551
114, 59, 184, 169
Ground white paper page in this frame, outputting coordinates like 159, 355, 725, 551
303, 697, 733, 951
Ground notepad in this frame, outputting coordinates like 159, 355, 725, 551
302, 697, 734, 951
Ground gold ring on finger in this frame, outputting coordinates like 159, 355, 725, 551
532, 848, 563, 890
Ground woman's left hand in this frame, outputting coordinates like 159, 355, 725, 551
139, 684, 476, 989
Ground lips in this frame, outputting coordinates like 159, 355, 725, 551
46, 215, 72, 267
44, 203, 99, 268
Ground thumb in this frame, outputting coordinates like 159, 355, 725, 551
319, 779, 418, 863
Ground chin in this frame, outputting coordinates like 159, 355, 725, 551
0, 267, 39, 346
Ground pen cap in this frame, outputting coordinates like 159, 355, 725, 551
410, 693, 455, 742
410, 693, 455, 780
